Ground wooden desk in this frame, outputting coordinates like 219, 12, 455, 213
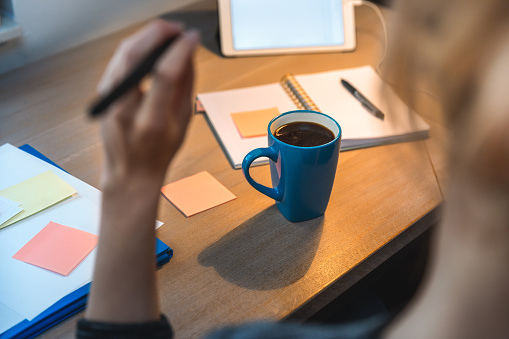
0, 1, 445, 338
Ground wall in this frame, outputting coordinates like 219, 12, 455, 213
0, 0, 197, 75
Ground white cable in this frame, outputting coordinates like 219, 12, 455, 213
353, 0, 388, 73
351, 1, 440, 102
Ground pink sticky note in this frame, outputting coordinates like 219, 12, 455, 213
161, 171, 236, 217
13, 221, 98, 276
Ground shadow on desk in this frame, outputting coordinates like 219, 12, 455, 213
198, 205, 324, 290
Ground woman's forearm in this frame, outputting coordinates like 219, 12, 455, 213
85, 179, 162, 322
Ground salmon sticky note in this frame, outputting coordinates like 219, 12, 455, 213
13, 221, 98, 276
161, 171, 236, 217
231, 107, 280, 138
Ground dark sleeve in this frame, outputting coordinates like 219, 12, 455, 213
205, 313, 391, 339
77, 314, 173, 339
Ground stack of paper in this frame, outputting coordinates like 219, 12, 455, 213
0, 144, 173, 338
0, 144, 173, 339
0, 144, 101, 333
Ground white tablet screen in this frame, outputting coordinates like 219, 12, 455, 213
230, 0, 345, 51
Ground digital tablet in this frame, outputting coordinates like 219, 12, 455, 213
218, 0, 357, 57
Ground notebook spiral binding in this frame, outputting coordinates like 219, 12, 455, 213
280, 74, 321, 112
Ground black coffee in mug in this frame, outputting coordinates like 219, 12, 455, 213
273, 121, 335, 147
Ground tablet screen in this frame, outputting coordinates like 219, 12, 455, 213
230, 0, 345, 51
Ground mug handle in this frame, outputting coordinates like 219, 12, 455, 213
242, 147, 283, 201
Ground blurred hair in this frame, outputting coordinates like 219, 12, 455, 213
384, 0, 509, 124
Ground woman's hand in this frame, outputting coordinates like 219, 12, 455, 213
85, 20, 199, 324
98, 20, 200, 192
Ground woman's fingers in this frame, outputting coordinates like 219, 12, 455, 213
136, 30, 200, 141
97, 20, 185, 135
96, 20, 199, 182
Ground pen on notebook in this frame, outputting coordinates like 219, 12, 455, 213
340, 79, 385, 121
88, 35, 179, 117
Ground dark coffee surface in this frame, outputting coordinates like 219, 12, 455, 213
273, 122, 335, 147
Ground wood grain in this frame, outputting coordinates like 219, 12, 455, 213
0, 1, 445, 338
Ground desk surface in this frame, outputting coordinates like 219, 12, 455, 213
0, 1, 445, 338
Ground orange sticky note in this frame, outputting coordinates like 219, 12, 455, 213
161, 171, 236, 217
195, 98, 205, 113
13, 221, 98, 276
231, 107, 280, 138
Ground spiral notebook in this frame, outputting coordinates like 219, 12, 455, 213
197, 66, 430, 169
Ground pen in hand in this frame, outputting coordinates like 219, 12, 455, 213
340, 79, 385, 121
88, 35, 179, 117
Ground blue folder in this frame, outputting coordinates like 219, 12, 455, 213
0, 145, 173, 339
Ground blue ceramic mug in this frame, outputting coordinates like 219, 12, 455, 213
242, 110, 341, 222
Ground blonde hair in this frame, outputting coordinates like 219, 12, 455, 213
385, 0, 509, 124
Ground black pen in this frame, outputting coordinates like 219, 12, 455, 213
340, 79, 385, 121
88, 36, 179, 117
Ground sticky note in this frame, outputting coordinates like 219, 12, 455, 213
12, 221, 98, 276
231, 107, 280, 138
195, 98, 205, 113
161, 171, 236, 217
0, 170, 77, 229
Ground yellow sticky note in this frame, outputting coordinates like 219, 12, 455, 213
161, 171, 236, 217
0, 170, 77, 229
231, 107, 280, 138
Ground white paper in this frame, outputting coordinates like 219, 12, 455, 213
198, 83, 295, 168
0, 196, 23, 225
0, 197, 99, 320
296, 66, 430, 141
0, 302, 24, 335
